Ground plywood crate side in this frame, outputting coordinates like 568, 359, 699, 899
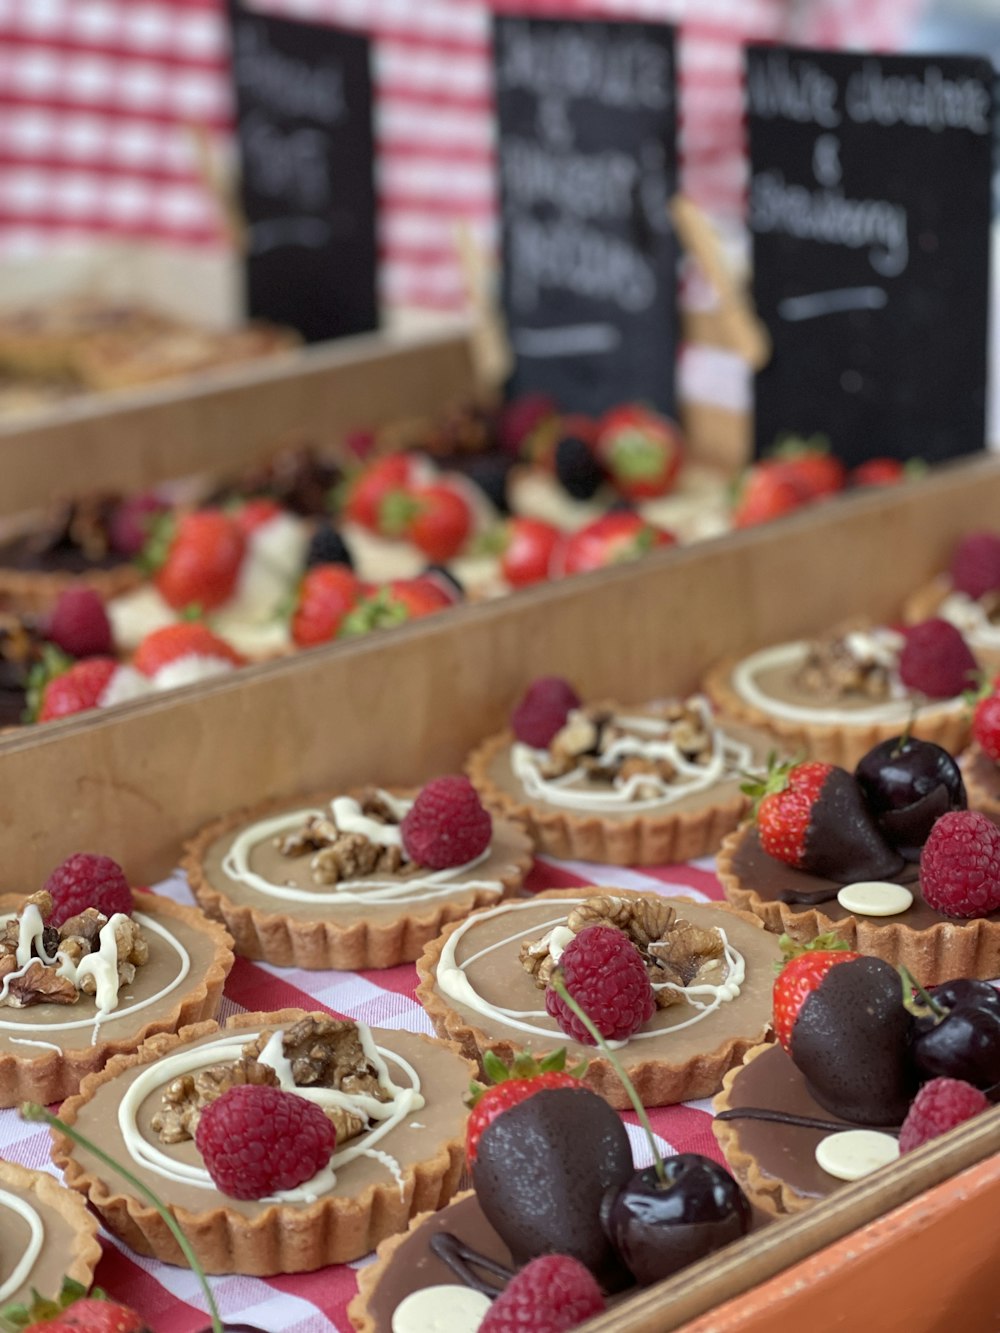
2, 451, 999, 887
0, 327, 477, 518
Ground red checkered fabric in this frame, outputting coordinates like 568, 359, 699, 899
0, 0, 921, 311
1, 851, 746, 1332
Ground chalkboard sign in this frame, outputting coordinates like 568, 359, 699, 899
493, 16, 679, 417
748, 46, 994, 466
228, 1, 377, 343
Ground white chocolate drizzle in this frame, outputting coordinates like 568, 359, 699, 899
436, 899, 745, 1049
0, 1189, 44, 1301
0, 912, 189, 1033
222, 790, 502, 905
729, 637, 965, 725
118, 1026, 425, 1202
938, 591, 1000, 650
510, 697, 754, 811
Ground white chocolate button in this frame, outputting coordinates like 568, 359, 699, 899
392, 1285, 493, 1333
836, 881, 914, 917
815, 1129, 900, 1181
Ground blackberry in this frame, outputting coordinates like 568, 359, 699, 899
305, 521, 354, 570
554, 435, 604, 500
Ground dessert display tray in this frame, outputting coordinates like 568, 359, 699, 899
1, 450, 1000, 1328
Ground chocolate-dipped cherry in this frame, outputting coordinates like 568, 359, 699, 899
908, 976, 1000, 1092
855, 735, 966, 861
471, 1086, 633, 1291
789, 957, 918, 1125
601, 1154, 751, 1286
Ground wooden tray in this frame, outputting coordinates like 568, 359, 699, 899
1, 410, 998, 1328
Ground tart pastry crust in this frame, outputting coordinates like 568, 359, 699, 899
182, 787, 533, 971
0, 1159, 103, 1301
52, 1009, 473, 1275
466, 706, 773, 865
0, 562, 142, 615
416, 887, 779, 1109
715, 826, 1000, 986
703, 652, 971, 769
0, 890, 233, 1106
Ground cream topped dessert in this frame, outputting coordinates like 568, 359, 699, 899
0, 888, 232, 1106
0, 1161, 101, 1306
184, 781, 532, 971
417, 888, 781, 1108
468, 681, 778, 864
704, 621, 976, 767
55, 1009, 473, 1275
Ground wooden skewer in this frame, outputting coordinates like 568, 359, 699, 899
186, 123, 249, 255
454, 221, 512, 393
670, 194, 771, 371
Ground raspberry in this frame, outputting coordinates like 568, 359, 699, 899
899, 1077, 989, 1153
898, 618, 978, 699
479, 1254, 604, 1333
44, 853, 133, 928
920, 811, 1000, 918
401, 775, 492, 869
195, 1083, 336, 1200
511, 677, 581, 748
45, 588, 113, 658
950, 532, 1000, 600
545, 925, 655, 1044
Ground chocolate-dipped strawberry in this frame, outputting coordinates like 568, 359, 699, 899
907, 976, 1000, 1093
855, 735, 966, 861
788, 956, 918, 1125
743, 759, 905, 883
600, 1154, 751, 1287
471, 1085, 633, 1290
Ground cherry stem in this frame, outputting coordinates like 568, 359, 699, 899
549, 973, 666, 1185
898, 965, 946, 1020
21, 1103, 223, 1333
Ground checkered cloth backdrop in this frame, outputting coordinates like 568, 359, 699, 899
0, 0, 922, 312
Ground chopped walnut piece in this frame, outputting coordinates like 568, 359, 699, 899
540, 711, 604, 777
2, 960, 78, 1007
520, 895, 730, 1010
276, 815, 340, 858
151, 1058, 280, 1144
312, 835, 404, 885
58, 908, 107, 950
794, 627, 895, 703
538, 701, 715, 788
357, 787, 403, 825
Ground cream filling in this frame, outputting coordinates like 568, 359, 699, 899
221, 792, 503, 905
0, 1189, 43, 1301
939, 591, 1000, 649
0, 911, 189, 1032
436, 899, 745, 1050
510, 699, 754, 811
117, 1026, 425, 1203
729, 638, 964, 725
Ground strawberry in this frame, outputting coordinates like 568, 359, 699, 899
743, 756, 904, 882
772, 934, 861, 1053
595, 405, 683, 499
850, 458, 926, 488
465, 1049, 585, 1165
133, 622, 244, 677
36, 657, 118, 722
339, 576, 453, 636
232, 497, 282, 535
972, 688, 1000, 763
768, 437, 845, 500
379, 484, 473, 561
291, 564, 363, 647
339, 454, 418, 530
151, 510, 246, 613
556, 512, 676, 577
9, 1279, 149, 1333
499, 516, 560, 588
731, 461, 806, 528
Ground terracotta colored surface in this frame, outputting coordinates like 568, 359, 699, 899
676, 1154, 1000, 1333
